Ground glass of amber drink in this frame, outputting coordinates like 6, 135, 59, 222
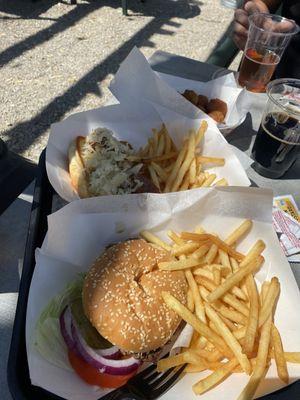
238, 13, 299, 93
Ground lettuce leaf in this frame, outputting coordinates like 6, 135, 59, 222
34, 274, 85, 370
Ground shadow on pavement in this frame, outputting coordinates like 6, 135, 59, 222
2, 0, 201, 154
0, 0, 117, 67
0, 0, 57, 19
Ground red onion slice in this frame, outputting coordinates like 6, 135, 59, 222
59, 307, 75, 351
71, 321, 141, 375
60, 306, 120, 359
95, 346, 121, 360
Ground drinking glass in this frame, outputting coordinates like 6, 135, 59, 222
251, 78, 300, 178
238, 13, 299, 93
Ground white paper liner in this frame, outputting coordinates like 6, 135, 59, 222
155, 71, 246, 128
110, 47, 255, 132
26, 187, 300, 400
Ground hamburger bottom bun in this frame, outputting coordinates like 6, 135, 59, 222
83, 239, 188, 354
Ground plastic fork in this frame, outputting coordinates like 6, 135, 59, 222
99, 362, 186, 399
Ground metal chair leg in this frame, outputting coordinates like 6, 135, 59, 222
122, 0, 128, 15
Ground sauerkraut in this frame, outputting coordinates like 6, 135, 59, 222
82, 128, 143, 196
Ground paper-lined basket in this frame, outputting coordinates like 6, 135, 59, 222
46, 94, 250, 202
26, 187, 300, 399
109, 47, 253, 135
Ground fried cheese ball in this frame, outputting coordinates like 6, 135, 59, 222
182, 89, 199, 106
207, 98, 228, 118
208, 110, 225, 123
197, 95, 209, 110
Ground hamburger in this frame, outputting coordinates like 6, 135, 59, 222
37, 239, 188, 389
68, 128, 158, 198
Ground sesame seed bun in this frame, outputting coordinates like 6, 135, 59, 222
82, 239, 188, 353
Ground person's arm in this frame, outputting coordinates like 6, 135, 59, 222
232, 0, 282, 50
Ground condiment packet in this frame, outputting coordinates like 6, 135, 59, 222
274, 195, 300, 222
272, 206, 300, 262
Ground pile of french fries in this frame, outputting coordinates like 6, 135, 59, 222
140, 221, 300, 399
134, 122, 228, 192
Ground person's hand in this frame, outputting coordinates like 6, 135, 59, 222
232, 0, 269, 50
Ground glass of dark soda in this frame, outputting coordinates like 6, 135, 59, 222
251, 78, 300, 178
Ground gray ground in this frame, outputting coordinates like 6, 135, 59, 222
0, 0, 239, 163
0, 1, 239, 398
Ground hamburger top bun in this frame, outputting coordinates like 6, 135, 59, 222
82, 239, 188, 353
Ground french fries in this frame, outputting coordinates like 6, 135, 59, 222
167, 230, 185, 245
225, 219, 253, 246
138, 220, 299, 399
271, 324, 289, 384
243, 274, 259, 356
135, 122, 228, 192
181, 232, 245, 261
158, 258, 200, 271
185, 269, 206, 323
195, 276, 249, 316
205, 243, 218, 264
139, 230, 171, 251
187, 288, 195, 312
171, 133, 196, 192
214, 177, 228, 186
272, 352, 300, 364
196, 120, 208, 145
201, 173, 217, 187
157, 349, 207, 372
147, 164, 160, 191
258, 277, 280, 328
195, 156, 225, 166
206, 256, 264, 303
171, 242, 200, 256
193, 358, 239, 395
237, 310, 273, 399
161, 291, 232, 356
205, 304, 252, 375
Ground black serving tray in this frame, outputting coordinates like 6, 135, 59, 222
7, 150, 300, 399
7, 150, 61, 400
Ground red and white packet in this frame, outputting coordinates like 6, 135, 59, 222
273, 195, 300, 263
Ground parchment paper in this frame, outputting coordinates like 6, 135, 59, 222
26, 187, 300, 400
109, 47, 251, 131
156, 71, 246, 127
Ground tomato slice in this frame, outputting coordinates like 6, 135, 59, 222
68, 350, 137, 388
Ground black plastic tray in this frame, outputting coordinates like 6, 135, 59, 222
7, 150, 61, 400
7, 150, 300, 399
